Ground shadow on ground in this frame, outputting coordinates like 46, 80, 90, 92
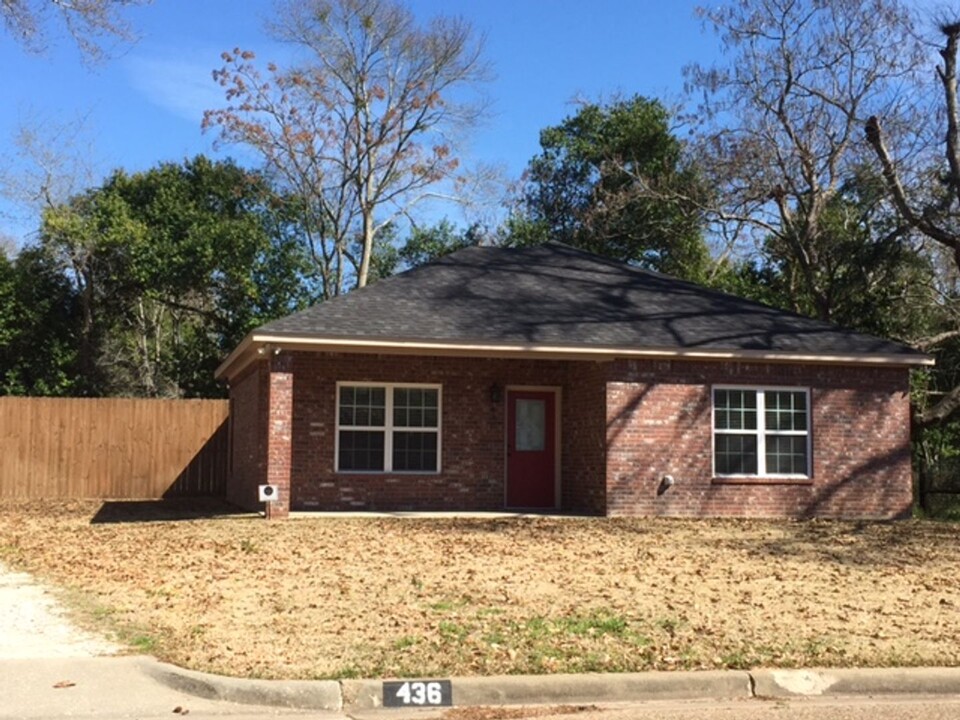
90, 497, 250, 524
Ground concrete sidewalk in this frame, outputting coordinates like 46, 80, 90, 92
144, 660, 960, 712
0, 657, 319, 718
7, 658, 960, 720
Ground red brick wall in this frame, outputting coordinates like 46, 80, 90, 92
562, 361, 607, 515
226, 361, 267, 511
265, 354, 294, 518
285, 352, 606, 513
604, 359, 913, 519
231, 350, 913, 519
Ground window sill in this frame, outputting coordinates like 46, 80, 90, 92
712, 476, 813, 486
335, 471, 442, 476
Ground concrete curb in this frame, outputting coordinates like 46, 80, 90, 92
342, 671, 750, 710
751, 667, 960, 698
137, 657, 343, 711
142, 660, 960, 712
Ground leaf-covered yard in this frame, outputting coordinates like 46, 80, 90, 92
0, 500, 957, 680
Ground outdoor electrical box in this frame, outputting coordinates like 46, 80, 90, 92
258, 484, 279, 503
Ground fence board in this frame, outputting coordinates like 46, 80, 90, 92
0, 397, 229, 499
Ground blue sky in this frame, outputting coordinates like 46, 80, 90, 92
0, 0, 945, 245
1, 1, 720, 244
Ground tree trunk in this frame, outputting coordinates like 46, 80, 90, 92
77, 264, 97, 396
358, 207, 374, 289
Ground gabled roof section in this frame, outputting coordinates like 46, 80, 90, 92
217, 242, 931, 380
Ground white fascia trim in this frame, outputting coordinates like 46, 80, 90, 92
215, 334, 255, 381
211, 333, 933, 379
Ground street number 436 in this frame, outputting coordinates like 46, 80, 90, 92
383, 679, 452, 707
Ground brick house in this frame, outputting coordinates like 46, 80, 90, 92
215, 242, 931, 519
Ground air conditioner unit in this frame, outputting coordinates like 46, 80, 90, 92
258, 484, 280, 503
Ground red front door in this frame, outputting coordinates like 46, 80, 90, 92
506, 390, 557, 509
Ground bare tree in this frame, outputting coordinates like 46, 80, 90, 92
867, 20, 960, 427
685, 0, 928, 321
203, 0, 489, 298
2, 0, 148, 63
0, 113, 99, 217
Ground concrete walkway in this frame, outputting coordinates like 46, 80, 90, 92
0, 563, 118, 659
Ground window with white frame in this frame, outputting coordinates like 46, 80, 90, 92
336, 383, 441, 473
713, 387, 810, 477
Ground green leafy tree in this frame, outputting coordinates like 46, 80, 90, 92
39, 186, 140, 393
36, 156, 311, 397
509, 95, 711, 280
0, 246, 78, 395
759, 170, 936, 340
398, 219, 482, 269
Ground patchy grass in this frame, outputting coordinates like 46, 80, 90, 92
0, 500, 958, 679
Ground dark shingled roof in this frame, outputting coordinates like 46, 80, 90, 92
256, 242, 924, 359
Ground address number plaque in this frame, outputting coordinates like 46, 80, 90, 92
382, 679, 453, 707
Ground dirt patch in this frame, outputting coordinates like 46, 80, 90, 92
0, 500, 957, 679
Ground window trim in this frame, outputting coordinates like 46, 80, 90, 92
711, 385, 812, 480
334, 381, 442, 474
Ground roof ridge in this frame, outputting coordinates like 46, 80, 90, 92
261, 243, 496, 327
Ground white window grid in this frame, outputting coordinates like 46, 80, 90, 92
712, 385, 811, 478
334, 382, 443, 474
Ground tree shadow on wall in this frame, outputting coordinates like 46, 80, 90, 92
707, 443, 923, 567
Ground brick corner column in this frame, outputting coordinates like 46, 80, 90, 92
266, 353, 293, 520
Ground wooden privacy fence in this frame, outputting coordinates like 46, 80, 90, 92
0, 397, 229, 499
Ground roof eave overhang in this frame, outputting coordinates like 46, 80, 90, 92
215, 333, 934, 383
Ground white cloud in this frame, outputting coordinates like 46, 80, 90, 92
125, 52, 225, 125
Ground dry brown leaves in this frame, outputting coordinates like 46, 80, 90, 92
0, 500, 958, 679
443, 705, 600, 720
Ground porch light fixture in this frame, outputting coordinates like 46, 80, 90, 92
489, 384, 503, 403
